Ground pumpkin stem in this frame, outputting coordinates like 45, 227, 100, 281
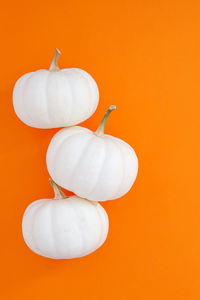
49, 48, 61, 72
95, 105, 116, 136
49, 179, 67, 200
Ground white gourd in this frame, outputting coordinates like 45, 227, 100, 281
22, 180, 109, 259
13, 49, 99, 128
46, 106, 138, 202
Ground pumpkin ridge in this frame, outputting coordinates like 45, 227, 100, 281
73, 69, 93, 118
44, 71, 52, 126
23, 200, 44, 254
59, 70, 74, 125
13, 73, 33, 125
23, 71, 48, 127
49, 201, 60, 258
39, 70, 53, 127
21, 73, 36, 126
47, 129, 83, 180
69, 134, 95, 192
111, 138, 138, 199
99, 204, 109, 245
111, 140, 126, 199
93, 203, 105, 248
80, 69, 99, 116
70, 200, 85, 257
85, 137, 107, 199
61, 70, 76, 125
31, 200, 49, 257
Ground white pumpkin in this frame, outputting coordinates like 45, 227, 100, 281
22, 180, 109, 259
46, 106, 138, 202
13, 49, 99, 128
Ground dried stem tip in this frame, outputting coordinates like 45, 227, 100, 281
49, 178, 67, 200
49, 48, 61, 71
95, 105, 116, 136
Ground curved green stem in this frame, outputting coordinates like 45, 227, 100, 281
49, 48, 61, 71
49, 179, 67, 200
95, 105, 116, 136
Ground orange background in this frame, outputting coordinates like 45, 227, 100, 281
1, 0, 200, 299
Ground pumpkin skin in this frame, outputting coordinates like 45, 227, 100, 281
13, 49, 99, 128
22, 195, 109, 259
46, 110, 138, 202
